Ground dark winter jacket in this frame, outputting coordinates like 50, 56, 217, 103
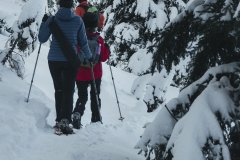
38, 7, 92, 61
76, 32, 109, 81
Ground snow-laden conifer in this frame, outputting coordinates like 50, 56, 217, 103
135, 62, 240, 160
0, 0, 47, 78
92, 0, 185, 112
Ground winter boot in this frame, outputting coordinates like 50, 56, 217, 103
59, 118, 74, 135
91, 113, 102, 123
53, 122, 60, 131
72, 112, 82, 129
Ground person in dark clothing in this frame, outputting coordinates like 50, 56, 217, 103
38, 0, 92, 134
75, 0, 105, 31
72, 12, 109, 128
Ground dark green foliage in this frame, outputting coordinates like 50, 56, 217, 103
48, 0, 58, 14
182, 0, 189, 3
0, 19, 5, 34
16, 18, 36, 53
171, 69, 188, 89
151, 0, 240, 88
144, 86, 165, 112
151, 11, 196, 74
187, 20, 238, 85
229, 120, 240, 160
150, 69, 240, 160
102, 0, 182, 74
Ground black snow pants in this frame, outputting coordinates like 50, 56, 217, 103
73, 78, 101, 123
48, 61, 77, 122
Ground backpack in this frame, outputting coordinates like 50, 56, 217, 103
79, 35, 101, 68
78, 4, 100, 24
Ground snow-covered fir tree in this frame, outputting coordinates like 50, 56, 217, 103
135, 62, 240, 160
151, 0, 240, 88
134, 0, 240, 158
0, 0, 239, 159
47, 0, 58, 15
0, 0, 46, 78
91, 0, 186, 112
101, 0, 185, 75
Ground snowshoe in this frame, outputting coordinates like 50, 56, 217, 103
55, 119, 75, 135
53, 122, 60, 131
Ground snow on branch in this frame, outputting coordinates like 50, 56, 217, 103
135, 62, 240, 159
1, 0, 47, 78
131, 68, 173, 112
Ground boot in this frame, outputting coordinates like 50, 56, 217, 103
53, 122, 60, 131
72, 112, 82, 129
59, 118, 74, 134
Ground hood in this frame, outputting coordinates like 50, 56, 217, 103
55, 7, 75, 21
80, 1, 88, 6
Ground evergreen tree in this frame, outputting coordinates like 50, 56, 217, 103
93, 0, 185, 112
99, 0, 185, 75
47, 0, 58, 15
151, 0, 240, 89
0, 0, 46, 78
134, 0, 240, 158
135, 62, 240, 160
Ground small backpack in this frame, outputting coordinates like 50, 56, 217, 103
79, 35, 101, 68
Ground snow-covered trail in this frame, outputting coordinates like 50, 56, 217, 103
0, 1, 170, 158
0, 40, 160, 160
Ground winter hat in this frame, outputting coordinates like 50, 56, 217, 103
78, 0, 87, 3
59, 0, 73, 8
82, 12, 99, 29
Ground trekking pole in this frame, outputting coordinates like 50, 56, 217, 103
90, 64, 103, 124
26, 43, 42, 102
108, 62, 124, 121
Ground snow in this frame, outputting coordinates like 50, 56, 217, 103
135, 0, 168, 31
0, 33, 160, 159
128, 48, 152, 75
0, 1, 168, 159
135, 62, 240, 159
18, 0, 46, 25
0, 11, 179, 158
1, 0, 239, 159
164, 80, 234, 160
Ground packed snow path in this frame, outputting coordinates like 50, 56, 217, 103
0, 42, 164, 160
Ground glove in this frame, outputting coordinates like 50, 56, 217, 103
42, 14, 49, 22
88, 57, 94, 66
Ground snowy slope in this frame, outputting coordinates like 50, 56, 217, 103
0, 1, 180, 159
0, 34, 169, 160
0, 38, 151, 160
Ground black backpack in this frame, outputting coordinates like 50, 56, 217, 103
78, 4, 100, 24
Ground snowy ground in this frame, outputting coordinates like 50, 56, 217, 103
0, 36, 178, 160
0, 1, 179, 159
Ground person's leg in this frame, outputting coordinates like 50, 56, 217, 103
48, 61, 63, 123
90, 78, 101, 122
73, 80, 89, 116
60, 62, 78, 122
